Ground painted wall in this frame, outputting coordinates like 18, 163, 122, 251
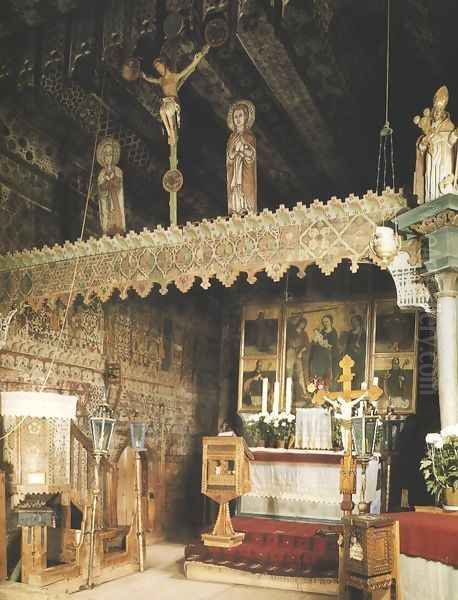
0, 290, 222, 533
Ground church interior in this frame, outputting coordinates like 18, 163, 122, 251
0, 1, 458, 599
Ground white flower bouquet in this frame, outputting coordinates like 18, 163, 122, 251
245, 411, 295, 447
420, 424, 458, 502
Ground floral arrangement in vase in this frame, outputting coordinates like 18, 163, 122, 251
420, 424, 458, 509
306, 376, 326, 395
246, 411, 296, 448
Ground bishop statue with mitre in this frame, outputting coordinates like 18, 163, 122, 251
413, 85, 458, 203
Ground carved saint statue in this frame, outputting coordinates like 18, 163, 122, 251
141, 46, 210, 146
413, 85, 458, 203
226, 100, 257, 215
96, 137, 126, 236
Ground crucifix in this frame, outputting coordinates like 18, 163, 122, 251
141, 45, 210, 225
313, 354, 383, 515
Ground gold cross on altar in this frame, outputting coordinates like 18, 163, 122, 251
312, 355, 383, 406
312, 354, 383, 515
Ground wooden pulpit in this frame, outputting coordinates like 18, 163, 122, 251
201, 436, 252, 548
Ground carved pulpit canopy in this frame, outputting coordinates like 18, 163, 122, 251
1, 391, 78, 419
1, 392, 79, 502
0, 189, 410, 311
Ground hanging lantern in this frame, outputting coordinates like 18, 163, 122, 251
129, 420, 148, 452
90, 402, 116, 456
352, 414, 381, 459
370, 226, 401, 267
352, 407, 381, 514
381, 411, 406, 454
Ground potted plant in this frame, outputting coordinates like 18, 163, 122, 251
245, 413, 275, 447
272, 412, 296, 448
420, 424, 458, 510
245, 412, 296, 448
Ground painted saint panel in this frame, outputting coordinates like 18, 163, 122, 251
373, 354, 416, 413
238, 304, 280, 413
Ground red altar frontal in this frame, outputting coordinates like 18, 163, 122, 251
238, 448, 380, 521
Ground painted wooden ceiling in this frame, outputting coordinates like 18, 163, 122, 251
1, 0, 458, 233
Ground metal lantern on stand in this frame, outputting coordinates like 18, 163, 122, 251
87, 401, 116, 587
129, 420, 148, 452
380, 408, 406, 512
90, 402, 116, 458
129, 415, 148, 572
352, 400, 381, 515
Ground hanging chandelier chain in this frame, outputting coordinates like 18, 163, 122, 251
376, 0, 396, 196
383, 136, 388, 191
376, 137, 382, 196
385, 0, 391, 127
390, 132, 396, 195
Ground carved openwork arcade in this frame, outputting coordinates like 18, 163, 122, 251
0, 189, 411, 311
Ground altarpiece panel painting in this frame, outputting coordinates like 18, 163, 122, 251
373, 299, 419, 414
373, 355, 416, 413
286, 302, 370, 408
238, 305, 280, 413
238, 298, 419, 415
374, 300, 417, 353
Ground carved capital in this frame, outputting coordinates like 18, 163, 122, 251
435, 271, 458, 298
412, 209, 458, 235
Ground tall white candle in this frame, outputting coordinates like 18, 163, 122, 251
273, 381, 280, 416
285, 377, 293, 414
261, 378, 268, 414
361, 381, 368, 391
372, 377, 379, 386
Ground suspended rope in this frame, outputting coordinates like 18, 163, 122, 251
376, 0, 396, 198
0, 72, 108, 441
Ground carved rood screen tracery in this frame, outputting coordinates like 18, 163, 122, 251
0, 190, 407, 310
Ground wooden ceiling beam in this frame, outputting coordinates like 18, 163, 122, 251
237, 3, 350, 193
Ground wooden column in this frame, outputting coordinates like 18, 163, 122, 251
0, 471, 6, 580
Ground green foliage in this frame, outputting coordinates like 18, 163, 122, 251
245, 412, 296, 446
420, 432, 458, 502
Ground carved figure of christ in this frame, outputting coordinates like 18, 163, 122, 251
142, 45, 210, 145
313, 354, 383, 514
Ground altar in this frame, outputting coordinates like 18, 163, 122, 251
239, 448, 380, 521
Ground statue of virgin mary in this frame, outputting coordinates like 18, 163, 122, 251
96, 137, 126, 235
226, 100, 257, 215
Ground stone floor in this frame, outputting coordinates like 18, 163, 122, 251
76, 543, 335, 600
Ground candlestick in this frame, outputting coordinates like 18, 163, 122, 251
261, 378, 268, 414
361, 381, 368, 391
372, 376, 379, 386
273, 381, 280, 416
285, 377, 292, 414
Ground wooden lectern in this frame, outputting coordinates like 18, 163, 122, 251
201, 436, 252, 548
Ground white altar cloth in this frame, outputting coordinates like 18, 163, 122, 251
400, 555, 458, 600
239, 449, 379, 521
295, 407, 333, 450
